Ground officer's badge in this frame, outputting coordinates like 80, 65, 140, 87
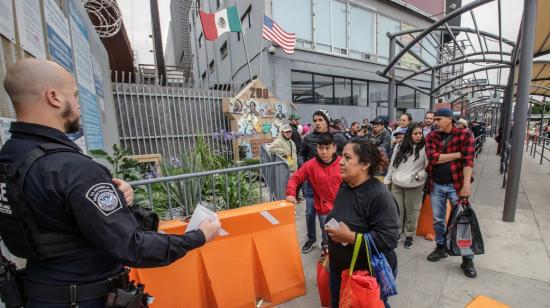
86, 183, 123, 216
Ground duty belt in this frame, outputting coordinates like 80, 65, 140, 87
24, 270, 129, 303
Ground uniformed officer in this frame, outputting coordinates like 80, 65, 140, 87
0, 58, 221, 307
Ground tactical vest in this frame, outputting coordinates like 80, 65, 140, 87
0, 143, 89, 260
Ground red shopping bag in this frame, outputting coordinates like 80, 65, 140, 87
339, 234, 384, 308
316, 254, 330, 307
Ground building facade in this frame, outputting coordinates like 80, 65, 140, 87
186, 0, 445, 124
166, 0, 194, 77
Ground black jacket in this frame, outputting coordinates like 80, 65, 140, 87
0, 122, 205, 286
300, 131, 348, 164
327, 178, 400, 275
289, 123, 302, 154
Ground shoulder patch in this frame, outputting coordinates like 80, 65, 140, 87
85, 183, 123, 216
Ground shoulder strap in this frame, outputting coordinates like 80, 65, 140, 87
9, 143, 80, 190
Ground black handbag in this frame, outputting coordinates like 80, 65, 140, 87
445, 198, 484, 256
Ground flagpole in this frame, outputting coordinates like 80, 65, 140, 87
258, 14, 264, 82
235, 7, 253, 82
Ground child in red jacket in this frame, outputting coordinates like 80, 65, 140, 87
286, 133, 343, 251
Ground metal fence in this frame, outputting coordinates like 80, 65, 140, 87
259, 144, 291, 201
128, 161, 289, 219
112, 71, 234, 160
527, 136, 550, 165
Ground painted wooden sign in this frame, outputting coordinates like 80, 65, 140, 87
223, 80, 292, 160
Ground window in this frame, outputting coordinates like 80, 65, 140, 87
216, 0, 221, 8
332, 1, 347, 52
209, 60, 214, 73
195, 0, 201, 15
198, 33, 203, 48
369, 82, 388, 107
314, 0, 331, 52
377, 15, 401, 64
417, 91, 431, 110
314, 75, 334, 104
291, 71, 388, 106
422, 34, 439, 66
202, 71, 206, 80
238, 6, 251, 41
292, 71, 314, 104
334, 78, 352, 105
220, 41, 228, 60
349, 5, 375, 59
273, 0, 312, 42
400, 23, 422, 70
353, 80, 368, 106
397, 86, 415, 109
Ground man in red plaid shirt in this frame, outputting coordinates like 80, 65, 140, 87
425, 108, 477, 278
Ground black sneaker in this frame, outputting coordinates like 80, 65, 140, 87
427, 245, 448, 262
461, 258, 477, 278
404, 237, 413, 249
302, 240, 315, 253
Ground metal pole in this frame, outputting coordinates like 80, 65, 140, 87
237, 7, 253, 82
503, 0, 537, 222
388, 37, 396, 121
430, 71, 436, 111
150, 0, 166, 85
539, 97, 546, 145
191, 7, 205, 88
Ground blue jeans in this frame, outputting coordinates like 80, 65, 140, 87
305, 181, 316, 242
431, 183, 473, 260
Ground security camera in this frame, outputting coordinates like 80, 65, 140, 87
268, 46, 276, 55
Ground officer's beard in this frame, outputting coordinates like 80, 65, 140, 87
61, 103, 80, 134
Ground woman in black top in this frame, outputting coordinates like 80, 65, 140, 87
325, 139, 400, 308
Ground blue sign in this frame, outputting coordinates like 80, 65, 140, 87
79, 86, 104, 150
46, 25, 74, 73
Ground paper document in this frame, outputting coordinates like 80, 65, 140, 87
185, 204, 228, 236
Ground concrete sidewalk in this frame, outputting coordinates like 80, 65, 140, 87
281, 138, 550, 308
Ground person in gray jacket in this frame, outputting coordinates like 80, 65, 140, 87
269, 124, 298, 172
384, 123, 428, 249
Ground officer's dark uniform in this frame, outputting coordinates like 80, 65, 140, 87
0, 122, 206, 307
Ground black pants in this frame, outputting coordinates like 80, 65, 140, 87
26, 297, 106, 307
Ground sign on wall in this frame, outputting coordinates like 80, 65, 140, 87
223, 80, 291, 159
14, 0, 46, 59
0, 0, 16, 43
69, 0, 103, 150
44, 0, 74, 73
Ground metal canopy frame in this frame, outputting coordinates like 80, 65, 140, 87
379, 0, 545, 223
377, 0, 514, 121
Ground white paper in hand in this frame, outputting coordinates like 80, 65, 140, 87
185, 204, 228, 236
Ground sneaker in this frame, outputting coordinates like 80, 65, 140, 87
461, 259, 477, 278
427, 245, 448, 262
302, 240, 315, 253
404, 237, 413, 249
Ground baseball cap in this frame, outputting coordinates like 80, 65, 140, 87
281, 124, 293, 132
434, 108, 453, 118
289, 113, 300, 120
371, 116, 387, 125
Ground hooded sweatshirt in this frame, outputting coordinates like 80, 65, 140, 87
269, 131, 298, 172
286, 154, 342, 214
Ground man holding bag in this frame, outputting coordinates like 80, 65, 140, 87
425, 108, 477, 278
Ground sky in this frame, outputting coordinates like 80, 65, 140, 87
115, 0, 547, 86
116, 0, 171, 65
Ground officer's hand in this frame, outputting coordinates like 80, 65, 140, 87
199, 217, 221, 242
112, 178, 134, 206
286, 195, 297, 204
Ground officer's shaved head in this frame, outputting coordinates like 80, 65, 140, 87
4, 58, 72, 107
3, 58, 80, 133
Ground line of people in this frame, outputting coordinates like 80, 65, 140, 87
272, 108, 478, 307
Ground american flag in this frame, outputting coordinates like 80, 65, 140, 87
262, 16, 296, 54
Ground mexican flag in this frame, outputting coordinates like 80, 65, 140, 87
199, 6, 242, 41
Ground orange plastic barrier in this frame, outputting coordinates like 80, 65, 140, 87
465, 295, 510, 308
416, 194, 451, 239
130, 201, 306, 308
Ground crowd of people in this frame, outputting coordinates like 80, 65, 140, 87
270, 107, 480, 307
